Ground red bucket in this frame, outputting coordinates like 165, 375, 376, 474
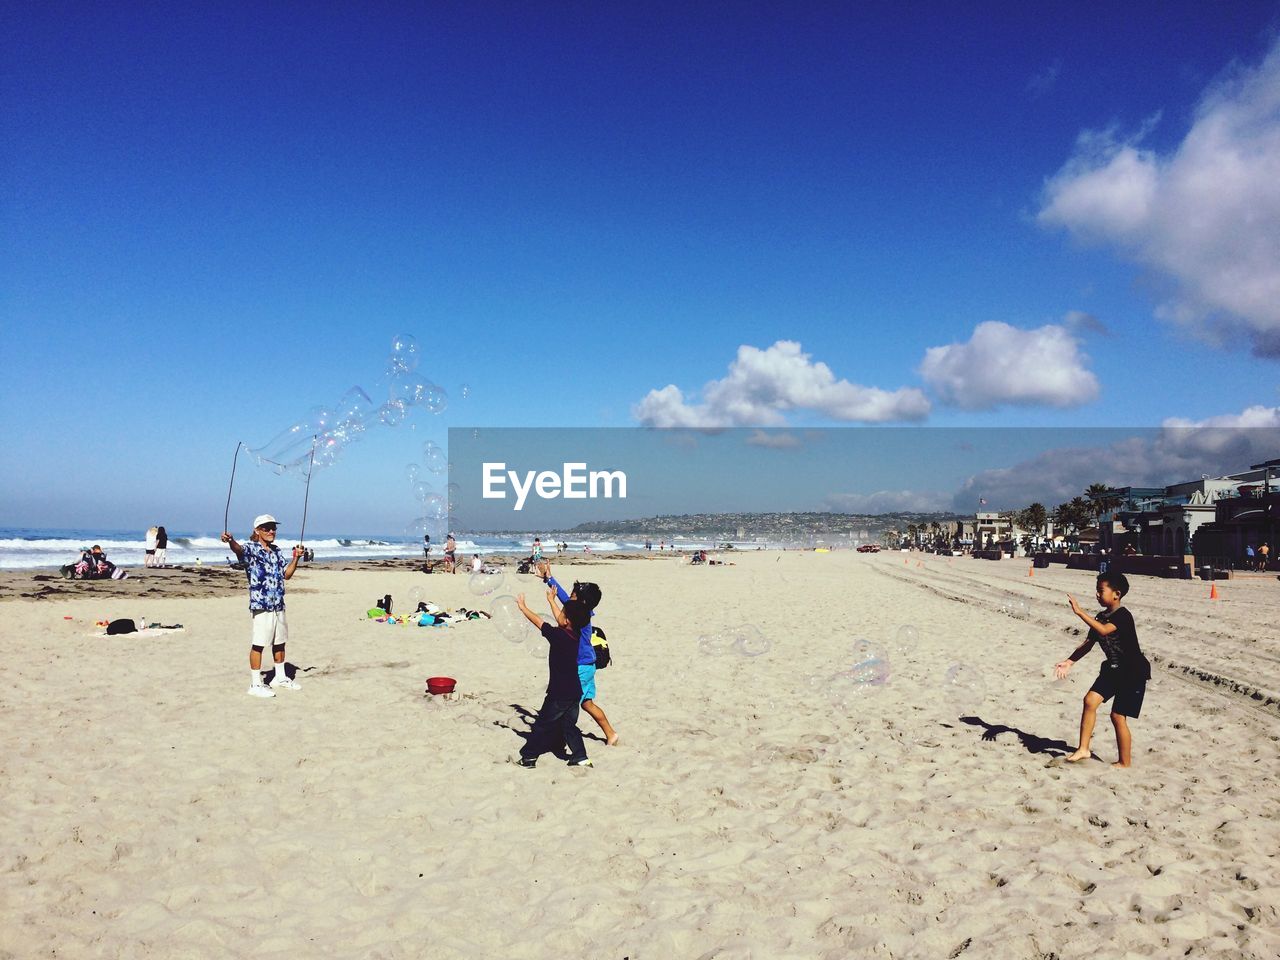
426, 676, 456, 695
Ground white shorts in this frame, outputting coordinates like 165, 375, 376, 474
251, 609, 289, 647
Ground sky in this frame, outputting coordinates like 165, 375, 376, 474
2, 2, 1279, 534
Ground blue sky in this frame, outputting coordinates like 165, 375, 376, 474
3, 3, 1279, 533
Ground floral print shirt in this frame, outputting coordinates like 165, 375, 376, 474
243, 540, 288, 612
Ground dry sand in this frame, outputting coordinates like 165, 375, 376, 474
2, 551, 1277, 959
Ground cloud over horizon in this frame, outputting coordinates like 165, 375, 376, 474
1038, 39, 1280, 357
951, 405, 1280, 509
633, 340, 931, 427
919, 320, 1100, 409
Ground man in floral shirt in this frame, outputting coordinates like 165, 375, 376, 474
222, 514, 302, 698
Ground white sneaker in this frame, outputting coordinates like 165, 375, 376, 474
271, 675, 301, 690
247, 684, 275, 698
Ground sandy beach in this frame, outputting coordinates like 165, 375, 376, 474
2, 550, 1277, 959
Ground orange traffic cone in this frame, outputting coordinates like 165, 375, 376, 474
1209, 581, 1219, 600
1027, 564, 1035, 578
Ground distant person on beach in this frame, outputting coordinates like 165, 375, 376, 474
538, 561, 618, 747
444, 533, 457, 574
514, 589, 593, 769
1260, 542, 1270, 571
154, 526, 168, 567
1054, 572, 1150, 768
532, 537, 543, 562
145, 526, 158, 567
222, 515, 302, 699
423, 533, 431, 559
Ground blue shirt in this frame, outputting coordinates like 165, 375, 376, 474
549, 576, 595, 665
243, 540, 289, 612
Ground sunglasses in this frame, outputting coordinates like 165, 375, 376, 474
258, 523, 278, 532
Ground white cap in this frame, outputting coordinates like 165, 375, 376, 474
253, 514, 278, 529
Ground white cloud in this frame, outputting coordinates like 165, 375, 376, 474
951, 406, 1280, 509
824, 490, 952, 513
1038, 40, 1280, 357
919, 320, 1100, 409
633, 340, 930, 427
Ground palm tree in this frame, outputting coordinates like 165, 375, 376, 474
1084, 483, 1124, 526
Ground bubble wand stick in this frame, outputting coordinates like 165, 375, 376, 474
298, 435, 317, 549
223, 442, 242, 533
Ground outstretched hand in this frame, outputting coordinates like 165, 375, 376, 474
1054, 659, 1073, 680
1066, 594, 1084, 616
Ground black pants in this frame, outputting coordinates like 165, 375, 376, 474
520, 695, 587, 764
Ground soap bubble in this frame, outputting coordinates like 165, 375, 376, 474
696, 633, 729, 656
1010, 598, 1031, 620
942, 663, 987, 717
423, 441, 447, 474
490, 596, 530, 643
389, 333, 420, 373
446, 482, 461, 511
406, 463, 421, 484
423, 493, 448, 521
422, 385, 448, 414
827, 640, 890, 704
377, 400, 408, 426
390, 373, 431, 407
468, 570, 505, 596
411, 480, 433, 502
408, 586, 425, 610
895, 625, 919, 647
460, 383, 471, 400
728, 624, 771, 657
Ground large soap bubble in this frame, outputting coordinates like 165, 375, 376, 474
377, 400, 408, 426
827, 640, 890, 705
422, 493, 448, 521
422, 385, 448, 415
490, 595, 530, 643
468, 570, 505, 596
423, 441, 448, 474
411, 480, 434, 502
389, 333, 420, 373
728, 624, 771, 657
942, 663, 987, 717
460, 383, 471, 400
406, 463, 421, 484
696, 633, 730, 656
390, 373, 431, 407
1004, 597, 1031, 620
408, 586, 425, 610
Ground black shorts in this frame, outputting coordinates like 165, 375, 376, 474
1089, 668, 1146, 718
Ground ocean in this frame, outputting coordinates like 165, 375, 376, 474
0, 527, 767, 570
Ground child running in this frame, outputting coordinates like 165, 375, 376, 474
1054, 572, 1151, 767
514, 588, 592, 769
222, 514, 303, 698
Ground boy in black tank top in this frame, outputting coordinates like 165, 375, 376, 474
1054, 572, 1151, 768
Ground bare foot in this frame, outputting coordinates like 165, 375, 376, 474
606, 733, 620, 746
1110, 761, 1130, 769
1064, 749, 1092, 762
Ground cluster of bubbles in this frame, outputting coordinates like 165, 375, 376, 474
490, 596, 536, 645
999, 597, 1032, 620
696, 624, 773, 658
247, 333, 458, 480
